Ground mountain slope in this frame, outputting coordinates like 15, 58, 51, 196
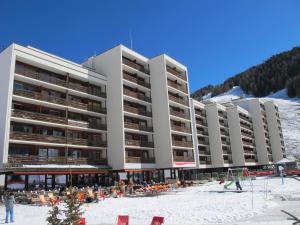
206, 87, 300, 158
192, 46, 300, 100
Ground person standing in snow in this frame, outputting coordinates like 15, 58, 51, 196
235, 177, 242, 191
4, 192, 15, 223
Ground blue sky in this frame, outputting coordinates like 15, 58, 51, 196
1, 0, 300, 92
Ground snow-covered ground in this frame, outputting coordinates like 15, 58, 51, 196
206, 87, 300, 157
1, 177, 299, 225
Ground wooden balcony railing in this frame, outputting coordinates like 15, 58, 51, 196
7, 155, 107, 166
124, 105, 152, 117
167, 80, 187, 93
68, 82, 107, 98
171, 125, 191, 133
168, 95, 189, 106
166, 66, 187, 81
125, 139, 154, 148
245, 159, 256, 163
198, 140, 209, 146
173, 156, 194, 162
123, 72, 150, 88
10, 131, 67, 144
196, 120, 207, 126
169, 110, 190, 120
122, 57, 150, 74
123, 89, 151, 103
200, 160, 212, 164
198, 150, 210, 155
172, 140, 193, 148
14, 89, 66, 105
124, 122, 153, 132
11, 109, 67, 124
195, 110, 206, 117
125, 156, 155, 164
16, 69, 67, 87
197, 130, 209, 136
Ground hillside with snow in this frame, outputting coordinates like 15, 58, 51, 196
204, 86, 300, 158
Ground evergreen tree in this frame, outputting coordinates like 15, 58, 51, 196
46, 201, 62, 225
62, 189, 84, 225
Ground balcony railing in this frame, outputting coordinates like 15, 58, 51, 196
123, 89, 151, 103
11, 109, 67, 125
197, 130, 209, 136
68, 82, 107, 98
169, 110, 190, 120
171, 125, 191, 133
123, 72, 150, 88
195, 110, 206, 117
7, 155, 107, 166
14, 89, 66, 105
124, 105, 152, 117
166, 66, 187, 81
122, 57, 150, 74
125, 139, 154, 148
200, 160, 212, 164
167, 80, 187, 93
10, 131, 67, 144
124, 122, 153, 132
168, 95, 189, 106
68, 120, 107, 130
16, 69, 67, 87
125, 156, 155, 164
196, 120, 207, 126
198, 150, 210, 155
198, 140, 209, 145
172, 140, 193, 148
173, 156, 194, 162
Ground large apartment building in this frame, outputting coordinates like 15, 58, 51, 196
0, 44, 285, 189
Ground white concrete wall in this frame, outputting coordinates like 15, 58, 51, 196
265, 101, 284, 162
226, 106, 245, 166
0, 45, 16, 167
149, 55, 173, 168
236, 99, 269, 164
190, 99, 200, 167
87, 46, 125, 170
205, 104, 224, 167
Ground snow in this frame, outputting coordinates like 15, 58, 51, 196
23, 164, 101, 169
206, 86, 300, 157
1, 177, 299, 225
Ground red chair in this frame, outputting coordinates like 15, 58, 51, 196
117, 215, 129, 225
79, 217, 86, 225
150, 216, 164, 225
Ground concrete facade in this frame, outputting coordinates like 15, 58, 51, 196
0, 43, 286, 187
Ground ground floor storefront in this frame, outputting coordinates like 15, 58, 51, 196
1, 165, 268, 190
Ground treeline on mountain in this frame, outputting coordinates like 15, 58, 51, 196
192, 46, 300, 100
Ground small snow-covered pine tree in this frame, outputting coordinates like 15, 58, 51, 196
46, 201, 62, 225
62, 189, 83, 225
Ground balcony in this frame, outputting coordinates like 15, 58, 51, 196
168, 95, 189, 106
11, 109, 67, 125
122, 57, 150, 75
200, 160, 212, 164
197, 130, 209, 136
10, 131, 66, 144
171, 124, 191, 133
68, 100, 107, 114
16, 68, 67, 87
68, 82, 107, 98
198, 140, 209, 145
125, 156, 155, 164
166, 66, 187, 81
123, 89, 151, 103
195, 110, 206, 118
172, 140, 193, 148
123, 72, 150, 89
14, 89, 66, 105
167, 80, 187, 93
124, 105, 152, 117
196, 120, 207, 126
125, 139, 154, 148
169, 110, 190, 120
124, 122, 153, 132
224, 159, 233, 164
245, 159, 256, 163
67, 119, 107, 131
7, 155, 107, 166
198, 150, 210, 155
173, 156, 194, 162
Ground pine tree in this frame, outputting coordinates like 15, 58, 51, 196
46, 201, 62, 225
62, 189, 84, 225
